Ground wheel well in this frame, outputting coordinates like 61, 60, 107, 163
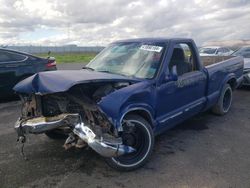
227, 78, 237, 90
125, 110, 153, 127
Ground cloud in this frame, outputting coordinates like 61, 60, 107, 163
0, 0, 249, 46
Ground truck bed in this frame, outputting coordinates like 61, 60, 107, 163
201, 56, 235, 67
203, 55, 244, 110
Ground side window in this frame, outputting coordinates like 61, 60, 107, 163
168, 43, 197, 76
0, 51, 26, 63
245, 48, 250, 52
0, 52, 11, 62
217, 48, 224, 54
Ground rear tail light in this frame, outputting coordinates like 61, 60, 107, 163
46, 57, 56, 68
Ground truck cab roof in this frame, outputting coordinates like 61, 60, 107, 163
113, 37, 194, 43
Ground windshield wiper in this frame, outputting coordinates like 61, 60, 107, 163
97, 70, 128, 77
82, 66, 95, 71
97, 70, 111, 73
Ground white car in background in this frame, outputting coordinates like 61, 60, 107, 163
232, 46, 250, 86
199, 46, 234, 56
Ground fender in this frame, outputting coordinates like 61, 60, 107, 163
208, 73, 236, 108
220, 73, 236, 91
117, 103, 156, 131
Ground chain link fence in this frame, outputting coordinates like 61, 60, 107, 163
4, 45, 105, 54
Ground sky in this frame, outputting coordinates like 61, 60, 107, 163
0, 0, 249, 46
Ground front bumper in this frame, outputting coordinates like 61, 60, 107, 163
15, 113, 79, 135
15, 113, 135, 157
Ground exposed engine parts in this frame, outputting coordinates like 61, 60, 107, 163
19, 81, 131, 134
63, 133, 87, 150
15, 81, 135, 158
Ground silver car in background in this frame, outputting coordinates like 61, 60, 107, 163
232, 46, 250, 86
199, 46, 234, 56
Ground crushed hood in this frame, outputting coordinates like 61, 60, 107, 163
13, 70, 138, 95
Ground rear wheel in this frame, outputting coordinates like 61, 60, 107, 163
105, 114, 154, 171
212, 84, 233, 115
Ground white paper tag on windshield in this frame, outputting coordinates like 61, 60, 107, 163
140, 45, 163, 52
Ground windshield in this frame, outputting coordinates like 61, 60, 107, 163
86, 42, 166, 79
232, 47, 250, 58
199, 47, 217, 54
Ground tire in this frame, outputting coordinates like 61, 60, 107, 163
45, 129, 68, 140
105, 114, 154, 171
212, 84, 233, 115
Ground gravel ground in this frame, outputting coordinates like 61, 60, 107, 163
0, 63, 250, 188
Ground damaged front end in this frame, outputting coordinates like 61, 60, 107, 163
15, 82, 135, 157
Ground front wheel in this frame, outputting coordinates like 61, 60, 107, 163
105, 114, 154, 171
212, 84, 233, 115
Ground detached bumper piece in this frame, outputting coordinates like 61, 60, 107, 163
15, 113, 79, 135
15, 113, 135, 157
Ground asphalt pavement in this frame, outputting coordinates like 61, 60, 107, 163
0, 63, 250, 188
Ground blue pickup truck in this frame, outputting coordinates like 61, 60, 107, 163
14, 38, 243, 171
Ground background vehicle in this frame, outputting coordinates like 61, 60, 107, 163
199, 46, 233, 56
0, 48, 56, 100
232, 46, 250, 86
14, 38, 243, 171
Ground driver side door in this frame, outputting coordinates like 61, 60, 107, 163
155, 42, 207, 132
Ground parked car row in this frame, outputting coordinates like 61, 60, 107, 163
0, 48, 57, 100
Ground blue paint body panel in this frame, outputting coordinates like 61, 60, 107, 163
13, 38, 244, 135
